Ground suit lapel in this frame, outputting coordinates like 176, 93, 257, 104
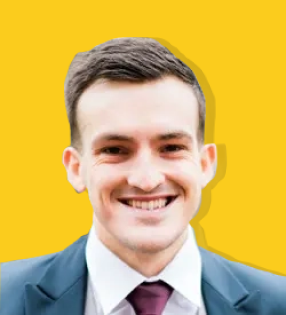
199, 247, 262, 315
24, 235, 89, 315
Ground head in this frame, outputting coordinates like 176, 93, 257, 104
63, 37, 216, 258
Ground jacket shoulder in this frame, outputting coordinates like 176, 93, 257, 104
1, 252, 59, 314
200, 247, 286, 308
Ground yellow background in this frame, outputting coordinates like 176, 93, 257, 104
1, 1, 285, 276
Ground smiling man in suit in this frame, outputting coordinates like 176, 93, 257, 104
1, 37, 286, 315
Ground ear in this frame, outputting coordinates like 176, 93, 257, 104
200, 144, 217, 188
62, 147, 86, 193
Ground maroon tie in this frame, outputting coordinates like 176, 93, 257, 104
126, 281, 174, 315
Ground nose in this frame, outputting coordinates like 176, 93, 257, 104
127, 160, 165, 192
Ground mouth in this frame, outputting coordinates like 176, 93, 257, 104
117, 195, 178, 211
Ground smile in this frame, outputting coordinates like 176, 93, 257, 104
118, 196, 178, 211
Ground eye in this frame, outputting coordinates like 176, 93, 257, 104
161, 144, 186, 153
100, 146, 128, 155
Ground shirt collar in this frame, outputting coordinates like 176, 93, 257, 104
86, 224, 202, 314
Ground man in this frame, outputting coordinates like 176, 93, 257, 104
1, 37, 285, 315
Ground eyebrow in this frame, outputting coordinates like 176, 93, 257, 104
92, 130, 194, 146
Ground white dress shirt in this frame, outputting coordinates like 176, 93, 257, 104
85, 224, 207, 315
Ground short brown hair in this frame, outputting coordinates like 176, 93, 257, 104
64, 37, 205, 150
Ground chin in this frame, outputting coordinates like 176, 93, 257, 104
121, 228, 184, 254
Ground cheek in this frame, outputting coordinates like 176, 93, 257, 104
167, 160, 203, 189
88, 167, 124, 206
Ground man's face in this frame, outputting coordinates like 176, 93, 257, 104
64, 76, 216, 255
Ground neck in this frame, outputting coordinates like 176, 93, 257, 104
123, 232, 188, 277
94, 223, 188, 277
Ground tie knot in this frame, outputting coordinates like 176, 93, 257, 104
126, 281, 174, 315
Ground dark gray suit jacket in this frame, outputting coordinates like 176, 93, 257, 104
1, 234, 286, 315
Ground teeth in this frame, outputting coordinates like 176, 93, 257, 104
154, 200, 158, 209
142, 202, 148, 210
126, 198, 169, 210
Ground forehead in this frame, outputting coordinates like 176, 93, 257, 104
77, 76, 199, 145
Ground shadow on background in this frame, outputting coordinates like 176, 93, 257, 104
155, 37, 285, 277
